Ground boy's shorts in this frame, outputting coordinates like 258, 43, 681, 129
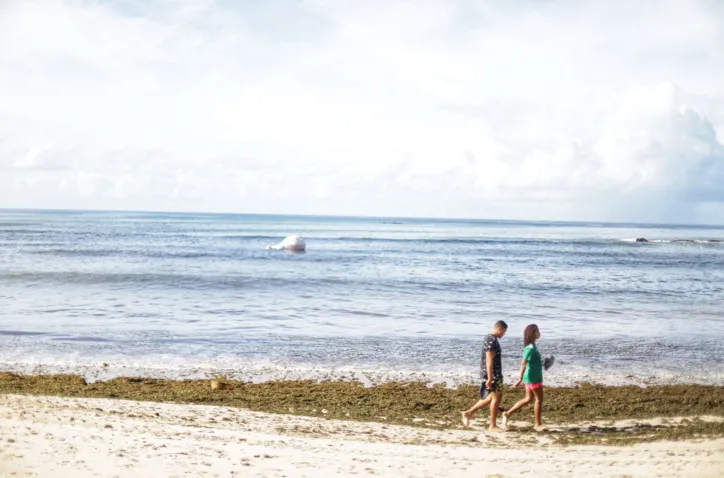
480, 378, 504, 399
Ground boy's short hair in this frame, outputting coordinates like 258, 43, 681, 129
493, 320, 508, 331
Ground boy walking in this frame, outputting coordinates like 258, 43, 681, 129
461, 320, 508, 432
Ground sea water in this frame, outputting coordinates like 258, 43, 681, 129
1, 209, 723, 386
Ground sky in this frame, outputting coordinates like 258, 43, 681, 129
1, 0, 723, 224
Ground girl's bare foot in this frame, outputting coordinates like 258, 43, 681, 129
461, 411, 471, 427
502, 412, 510, 428
534, 425, 546, 432
488, 426, 504, 433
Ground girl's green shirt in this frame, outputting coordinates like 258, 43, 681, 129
523, 343, 543, 384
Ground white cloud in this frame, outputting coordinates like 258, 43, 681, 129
0, 0, 723, 223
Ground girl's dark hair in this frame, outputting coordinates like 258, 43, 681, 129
523, 324, 539, 347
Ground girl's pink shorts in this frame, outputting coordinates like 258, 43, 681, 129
524, 382, 543, 390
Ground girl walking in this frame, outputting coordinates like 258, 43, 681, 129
503, 324, 545, 430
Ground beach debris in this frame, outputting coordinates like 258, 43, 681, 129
211, 376, 229, 390
635, 237, 649, 242
266, 235, 306, 252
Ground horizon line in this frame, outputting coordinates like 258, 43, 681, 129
1, 206, 723, 229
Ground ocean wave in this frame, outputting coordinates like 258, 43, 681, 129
1, 334, 722, 386
0, 330, 49, 337
26, 248, 223, 259
4, 226, 724, 249
619, 238, 723, 244
0, 271, 356, 290
3, 237, 639, 261
4, 269, 712, 298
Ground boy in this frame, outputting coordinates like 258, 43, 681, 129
461, 320, 508, 432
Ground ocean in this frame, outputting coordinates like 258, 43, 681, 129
1, 209, 723, 386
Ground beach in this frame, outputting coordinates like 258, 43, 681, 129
2, 373, 724, 477
2, 394, 724, 478
2, 211, 724, 476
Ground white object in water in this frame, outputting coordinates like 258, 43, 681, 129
267, 234, 306, 252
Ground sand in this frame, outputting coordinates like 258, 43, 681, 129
1, 394, 723, 478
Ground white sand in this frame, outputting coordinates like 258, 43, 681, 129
1, 394, 722, 477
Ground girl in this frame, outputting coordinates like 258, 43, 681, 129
503, 324, 544, 430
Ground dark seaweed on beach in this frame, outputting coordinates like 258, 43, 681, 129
1, 372, 723, 445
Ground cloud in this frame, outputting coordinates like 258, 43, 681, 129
0, 0, 723, 223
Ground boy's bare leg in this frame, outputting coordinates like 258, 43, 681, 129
461, 395, 492, 427
488, 392, 504, 432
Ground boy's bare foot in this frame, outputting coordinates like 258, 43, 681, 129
488, 426, 504, 433
502, 412, 510, 428
534, 425, 546, 432
461, 411, 471, 427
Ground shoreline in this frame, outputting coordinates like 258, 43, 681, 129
2, 394, 724, 477
2, 360, 722, 389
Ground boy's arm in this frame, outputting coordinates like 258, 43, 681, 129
485, 351, 494, 387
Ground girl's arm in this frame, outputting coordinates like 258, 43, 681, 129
512, 359, 527, 387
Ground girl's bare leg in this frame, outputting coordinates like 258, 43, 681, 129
532, 386, 544, 428
503, 389, 532, 427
